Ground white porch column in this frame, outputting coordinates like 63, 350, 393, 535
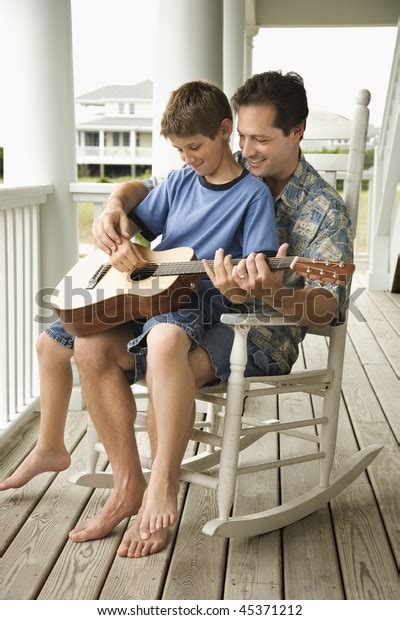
245, 26, 260, 79
2, 0, 78, 290
152, 0, 223, 177
223, 0, 245, 102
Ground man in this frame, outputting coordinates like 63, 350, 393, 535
70, 71, 352, 558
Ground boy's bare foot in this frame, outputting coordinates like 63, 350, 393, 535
0, 446, 71, 490
69, 480, 146, 543
139, 471, 178, 540
117, 517, 168, 558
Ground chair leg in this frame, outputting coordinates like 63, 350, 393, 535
217, 325, 249, 520
205, 403, 219, 453
319, 323, 346, 488
84, 418, 101, 473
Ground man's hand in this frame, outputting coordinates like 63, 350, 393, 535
110, 238, 148, 273
232, 243, 289, 301
202, 249, 251, 304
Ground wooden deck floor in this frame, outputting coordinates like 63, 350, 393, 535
1, 268, 399, 600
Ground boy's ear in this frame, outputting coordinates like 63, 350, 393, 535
220, 118, 233, 139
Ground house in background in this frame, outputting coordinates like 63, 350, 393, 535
76, 79, 153, 178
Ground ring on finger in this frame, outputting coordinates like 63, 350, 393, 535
238, 272, 248, 279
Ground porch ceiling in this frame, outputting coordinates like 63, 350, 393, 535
253, 0, 399, 27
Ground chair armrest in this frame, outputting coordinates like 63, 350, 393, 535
220, 313, 342, 337
221, 313, 297, 327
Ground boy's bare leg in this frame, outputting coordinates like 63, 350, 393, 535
117, 342, 216, 557
0, 334, 73, 490
69, 324, 147, 543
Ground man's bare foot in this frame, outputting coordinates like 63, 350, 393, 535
69, 480, 146, 543
117, 517, 168, 558
139, 471, 178, 540
0, 445, 71, 490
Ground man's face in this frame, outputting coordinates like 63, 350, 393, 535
237, 104, 303, 181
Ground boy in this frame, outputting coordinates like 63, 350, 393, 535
1, 82, 278, 552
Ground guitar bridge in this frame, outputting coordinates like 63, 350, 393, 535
86, 264, 111, 289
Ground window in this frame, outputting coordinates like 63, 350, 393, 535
136, 132, 141, 146
85, 132, 99, 147
123, 132, 130, 147
129, 103, 135, 115
118, 103, 124, 115
113, 132, 120, 146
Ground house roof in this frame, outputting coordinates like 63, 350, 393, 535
77, 80, 153, 103
77, 117, 153, 129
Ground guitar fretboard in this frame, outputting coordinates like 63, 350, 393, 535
149, 257, 295, 277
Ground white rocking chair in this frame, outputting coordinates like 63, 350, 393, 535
70, 89, 382, 538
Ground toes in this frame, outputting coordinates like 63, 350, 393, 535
133, 540, 145, 558
141, 540, 154, 557
117, 532, 131, 557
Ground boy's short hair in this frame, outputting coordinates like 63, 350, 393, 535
161, 81, 233, 139
232, 71, 309, 136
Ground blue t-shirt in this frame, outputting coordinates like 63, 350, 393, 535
130, 166, 278, 259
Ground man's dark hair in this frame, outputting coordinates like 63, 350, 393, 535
161, 80, 232, 139
231, 71, 309, 136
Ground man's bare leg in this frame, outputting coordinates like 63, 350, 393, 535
117, 343, 216, 557
69, 324, 147, 543
0, 334, 73, 490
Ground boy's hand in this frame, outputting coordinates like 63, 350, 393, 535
110, 238, 148, 273
202, 249, 251, 304
92, 198, 131, 255
232, 243, 289, 300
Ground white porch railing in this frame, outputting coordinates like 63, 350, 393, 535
70, 172, 374, 261
0, 185, 53, 444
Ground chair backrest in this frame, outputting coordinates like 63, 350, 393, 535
302, 90, 370, 238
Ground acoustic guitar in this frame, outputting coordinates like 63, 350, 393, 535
50, 244, 354, 337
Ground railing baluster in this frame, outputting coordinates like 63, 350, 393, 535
15, 206, 25, 412
0, 211, 9, 428
6, 209, 17, 421
32, 204, 40, 395
24, 205, 33, 400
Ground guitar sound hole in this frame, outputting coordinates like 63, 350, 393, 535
129, 265, 158, 281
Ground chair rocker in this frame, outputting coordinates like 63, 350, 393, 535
70, 89, 382, 538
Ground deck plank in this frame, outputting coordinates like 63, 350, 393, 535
162, 470, 227, 600
224, 394, 282, 600
367, 290, 400, 335
38, 471, 128, 600
100, 482, 188, 600
0, 438, 106, 600
340, 337, 400, 567
0, 412, 41, 479
279, 352, 344, 600
0, 411, 87, 555
304, 334, 400, 592
363, 363, 400, 442
99, 436, 197, 600
353, 286, 400, 377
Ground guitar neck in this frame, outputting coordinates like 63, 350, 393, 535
153, 256, 297, 277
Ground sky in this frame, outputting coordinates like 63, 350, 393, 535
72, 1, 396, 128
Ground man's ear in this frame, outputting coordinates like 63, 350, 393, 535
220, 118, 233, 140
293, 120, 306, 142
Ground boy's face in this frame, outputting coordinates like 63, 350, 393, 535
237, 104, 303, 181
169, 131, 226, 177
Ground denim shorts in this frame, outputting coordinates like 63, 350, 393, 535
45, 311, 283, 387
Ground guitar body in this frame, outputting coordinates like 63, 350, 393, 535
51, 246, 201, 336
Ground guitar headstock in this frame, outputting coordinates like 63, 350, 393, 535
292, 258, 355, 285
